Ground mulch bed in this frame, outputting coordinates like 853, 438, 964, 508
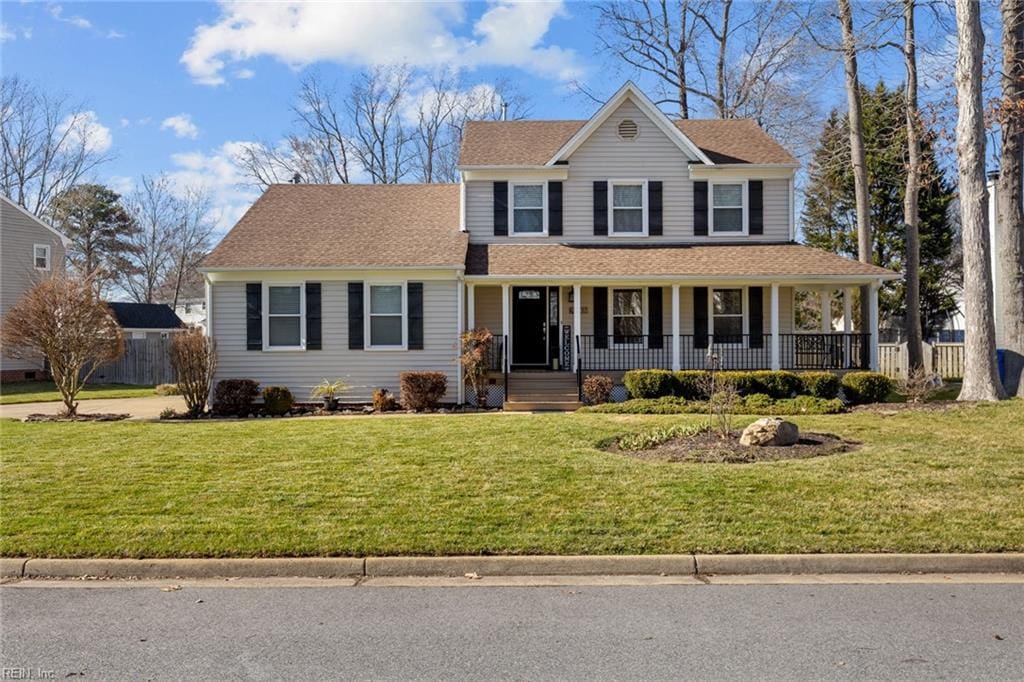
611, 430, 859, 464
24, 413, 130, 422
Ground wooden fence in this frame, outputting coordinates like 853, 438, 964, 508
879, 342, 964, 380
90, 337, 175, 385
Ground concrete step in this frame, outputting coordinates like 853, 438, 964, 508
504, 400, 582, 412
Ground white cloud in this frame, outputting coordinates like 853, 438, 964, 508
180, 0, 581, 86
106, 29, 125, 39
234, 68, 255, 79
59, 111, 112, 154
167, 141, 260, 233
47, 4, 92, 30
161, 114, 200, 140
1, 24, 15, 42
119, 117, 131, 128
107, 175, 134, 197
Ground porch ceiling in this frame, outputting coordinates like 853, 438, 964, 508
465, 242, 897, 281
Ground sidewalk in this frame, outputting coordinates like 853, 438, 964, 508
0, 396, 185, 421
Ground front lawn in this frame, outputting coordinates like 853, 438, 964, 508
1, 403, 1022, 558
0, 382, 156, 405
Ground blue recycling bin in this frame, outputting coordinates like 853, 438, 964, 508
996, 348, 1006, 384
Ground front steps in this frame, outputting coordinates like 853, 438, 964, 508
504, 372, 581, 412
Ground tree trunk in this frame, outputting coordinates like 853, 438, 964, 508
837, 0, 874, 337
998, 0, 1024, 396
715, 0, 732, 117
903, 0, 924, 368
955, 0, 1005, 401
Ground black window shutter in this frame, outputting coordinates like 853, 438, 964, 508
348, 282, 364, 350
305, 283, 322, 350
748, 286, 764, 349
493, 182, 508, 236
648, 286, 663, 348
749, 180, 764, 235
593, 181, 608, 236
548, 181, 563, 236
648, 181, 663, 236
694, 287, 709, 349
694, 181, 708, 236
246, 283, 262, 351
407, 282, 424, 350
593, 287, 608, 349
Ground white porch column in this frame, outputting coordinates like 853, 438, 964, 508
466, 283, 476, 330
869, 281, 880, 371
843, 287, 854, 333
456, 278, 465, 405
770, 283, 780, 371
671, 284, 681, 371
572, 284, 582, 371
820, 288, 832, 332
501, 283, 511, 348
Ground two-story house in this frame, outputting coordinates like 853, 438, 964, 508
1, 196, 69, 382
200, 82, 896, 408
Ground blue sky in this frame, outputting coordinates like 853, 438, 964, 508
1, 1, 969, 234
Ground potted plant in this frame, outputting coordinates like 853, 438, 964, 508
311, 378, 348, 411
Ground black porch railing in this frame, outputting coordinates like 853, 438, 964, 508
576, 333, 872, 373
484, 335, 505, 371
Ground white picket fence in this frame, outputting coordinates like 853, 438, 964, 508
90, 337, 176, 385
879, 342, 964, 380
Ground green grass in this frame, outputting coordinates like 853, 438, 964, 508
0, 382, 156, 405
1, 402, 1022, 558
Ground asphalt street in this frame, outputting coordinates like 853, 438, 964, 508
2, 580, 1022, 680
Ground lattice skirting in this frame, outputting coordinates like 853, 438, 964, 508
465, 384, 506, 408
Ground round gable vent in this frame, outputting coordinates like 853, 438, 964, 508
617, 119, 639, 140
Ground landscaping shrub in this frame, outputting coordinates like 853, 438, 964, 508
581, 395, 845, 416
583, 374, 614, 405
750, 371, 802, 399
171, 329, 217, 417
616, 423, 705, 451
262, 386, 294, 416
841, 371, 894, 405
799, 372, 842, 399
159, 407, 178, 420
213, 379, 259, 416
624, 369, 675, 399
154, 383, 181, 396
673, 370, 709, 400
373, 388, 398, 412
399, 372, 447, 410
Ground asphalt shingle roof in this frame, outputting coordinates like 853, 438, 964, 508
105, 302, 184, 329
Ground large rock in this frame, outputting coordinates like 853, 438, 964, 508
739, 418, 799, 447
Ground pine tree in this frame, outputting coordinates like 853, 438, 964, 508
801, 83, 958, 338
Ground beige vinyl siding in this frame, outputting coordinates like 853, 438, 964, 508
1, 200, 66, 374
463, 100, 793, 244
212, 279, 459, 402
471, 285, 503, 334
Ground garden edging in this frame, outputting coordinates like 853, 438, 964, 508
3, 553, 1023, 580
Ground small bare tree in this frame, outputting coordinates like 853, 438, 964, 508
170, 329, 217, 417
1, 274, 123, 416
459, 328, 494, 408
700, 351, 739, 439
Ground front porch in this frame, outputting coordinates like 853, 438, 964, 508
463, 281, 881, 405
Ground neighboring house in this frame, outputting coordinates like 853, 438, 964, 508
175, 298, 207, 333
201, 82, 897, 407
0, 196, 69, 382
106, 302, 185, 339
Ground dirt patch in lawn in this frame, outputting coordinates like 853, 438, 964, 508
610, 430, 858, 464
23, 413, 130, 422
850, 400, 970, 414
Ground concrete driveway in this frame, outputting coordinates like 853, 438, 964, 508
0, 396, 185, 421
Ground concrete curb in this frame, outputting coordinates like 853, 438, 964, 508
2, 554, 1022, 580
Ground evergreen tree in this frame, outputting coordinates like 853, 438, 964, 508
802, 83, 958, 338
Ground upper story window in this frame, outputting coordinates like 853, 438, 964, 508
711, 288, 745, 344
367, 283, 406, 349
610, 180, 647, 235
711, 182, 746, 234
265, 284, 304, 349
510, 183, 546, 235
33, 244, 51, 271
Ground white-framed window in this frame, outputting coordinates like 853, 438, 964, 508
366, 282, 406, 349
609, 180, 647, 235
710, 181, 747, 235
33, 244, 51, 271
710, 287, 746, 344
264, 283, 305, 350
610, 287, 645, 345
509, 182, 546, 235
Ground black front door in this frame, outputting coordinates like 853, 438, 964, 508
512, 287, 547, 366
